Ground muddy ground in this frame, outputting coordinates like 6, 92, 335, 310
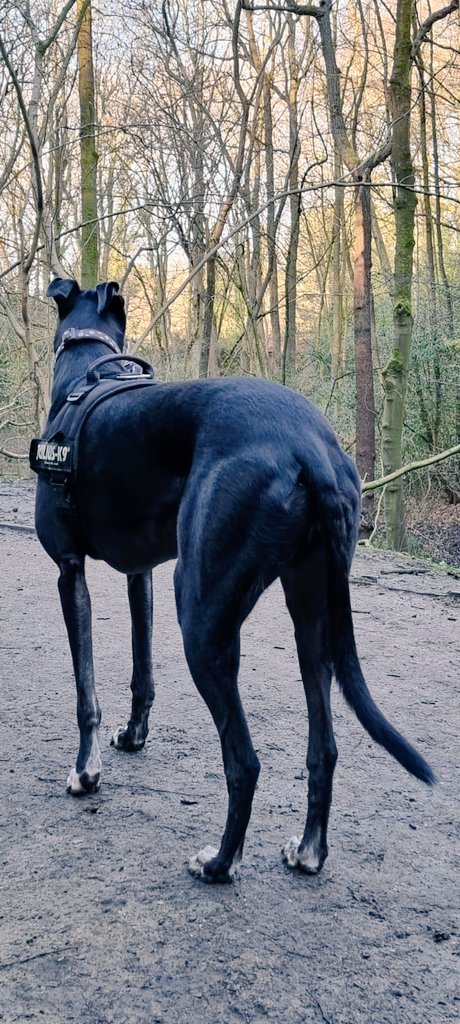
1, 480, 459, 1024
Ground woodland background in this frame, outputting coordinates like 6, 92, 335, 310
0, 0, 459, 554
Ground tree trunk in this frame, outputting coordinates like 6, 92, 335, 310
53, 106, 65, 264
77, 0, 99, 287
263, 75, 282, 369
331, 149, 344, 383
283, 16, 300, 381
354, 182, 375, 526
245, 16, 282, 373
371, 200, 394, 296
199, 0, 250, 376
199, 257, 217, 378
382, 0, 416, 549
315, 1, 377, 520
418, 62, 441, 449
189, 60, 207, 373
429, 42, 455, 339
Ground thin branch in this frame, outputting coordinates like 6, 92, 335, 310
362, 445, 460, 493
367, 486, 387, 545
39, 0, 79, 55
0, 32, 43, 273
0, 179, 458, 285
0, 446, 29, 460
0, 123, 25, 193
411, 1, 459, 59
0, 946, 73, 969
129, 179, 460, 349
0, 283, 27, 343
242, 3, 320, 12
119, 245, 157, 290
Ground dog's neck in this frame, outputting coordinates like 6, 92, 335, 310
55, 327, 122, 362
48, 339, 125, 422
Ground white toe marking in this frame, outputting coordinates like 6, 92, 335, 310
111, 726, 124, 748
188, 845, 219, 877
283, 830, 322, 874
67, 768, 85, 794
282, 835, 301, 867
67, 734, 102, 793
298, 826, 322, 873
298, 849, 321, 874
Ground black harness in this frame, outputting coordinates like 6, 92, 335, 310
30, 336, 157, 517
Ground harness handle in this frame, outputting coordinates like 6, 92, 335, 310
86, 353, 154, 385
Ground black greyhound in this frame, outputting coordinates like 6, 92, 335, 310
32, 278, 434, 884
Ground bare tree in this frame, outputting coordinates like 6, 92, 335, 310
77, 0, 99, 285
381, 0, 458, 549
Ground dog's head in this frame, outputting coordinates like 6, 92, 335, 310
47, 279, 126, 351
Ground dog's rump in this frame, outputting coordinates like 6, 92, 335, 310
295, 445, 435, 786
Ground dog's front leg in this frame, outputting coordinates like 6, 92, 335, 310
58, 554, 102, 794
111, 571, 154, 752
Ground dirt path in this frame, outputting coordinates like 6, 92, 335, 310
1, 481, 459, 1024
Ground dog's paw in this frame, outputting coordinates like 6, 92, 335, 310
111, 726, 146, 752
66, 768, 101, 796
188, 846, 236, 884
282, 835, 302, 868
282, 834, 324, 875
188, 845, 220, 879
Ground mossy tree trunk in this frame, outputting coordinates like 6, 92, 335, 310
382, 0, 416, 549
77, 0, 99, 288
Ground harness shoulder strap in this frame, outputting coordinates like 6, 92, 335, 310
29, 376, 157, 516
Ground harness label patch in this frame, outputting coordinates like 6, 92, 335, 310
30, 438, 73, 475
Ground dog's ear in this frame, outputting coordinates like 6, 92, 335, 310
96, 281, 126, 330
96, 281, 120, 313
47, 278, 80, 316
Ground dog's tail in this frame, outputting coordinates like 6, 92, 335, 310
300, 452, 435, 785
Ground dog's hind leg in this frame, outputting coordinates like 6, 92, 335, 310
280, 549, 337, 875
175, 566, 260, 884
58, 554, 102, 795
111, 571, 154, 752
183, 625, 260, 884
